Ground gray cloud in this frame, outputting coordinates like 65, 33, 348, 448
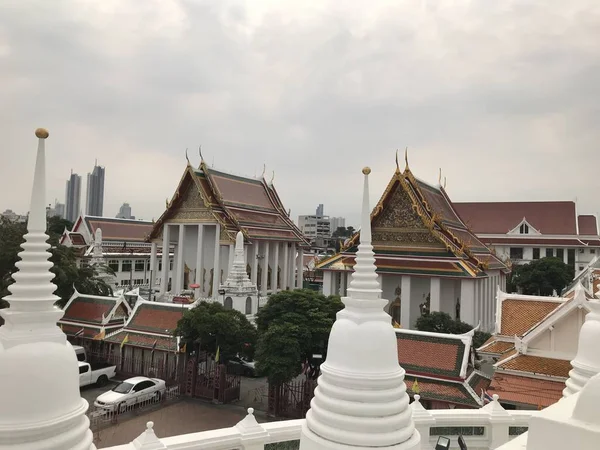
1, 0, 599, 228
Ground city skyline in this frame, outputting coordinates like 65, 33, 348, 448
1, 1, 599, 227
85, 162, 105, 216
64, 171, 81, 223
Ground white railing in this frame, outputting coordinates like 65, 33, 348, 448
102, 394, 536, 450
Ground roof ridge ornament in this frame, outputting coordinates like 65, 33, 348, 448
198, 145, 204, 163
261, 164, 266, 178
270, 170, 275, 185
404, 146, 409, 171
443, 176, 447, 189
395, 149, 400, 173
299, 166, 420, 450
185, 148, 190, 165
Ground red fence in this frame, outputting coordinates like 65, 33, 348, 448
268, 378, 317, 419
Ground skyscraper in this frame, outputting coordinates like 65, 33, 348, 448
116, 202, 135, 220
65, 171, 81, 223
316, 204, 324, 217
86, 162, 105, 217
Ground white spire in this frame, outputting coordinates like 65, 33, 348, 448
220, 231, 257, 295
563, 286, 600, 397
91, 227, 104, 266
0, 129, 94, 450
299, 167, 420, 450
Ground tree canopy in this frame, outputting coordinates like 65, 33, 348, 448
415, 311, 491, 349
510, 257, 574, 296
255, 289, 343, 384
0, 216, 114, 315
175, 301, 257, 362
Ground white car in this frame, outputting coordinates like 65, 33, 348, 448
94, 376, 166, 412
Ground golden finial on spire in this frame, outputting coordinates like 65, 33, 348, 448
395, 149, 400, 173
185, 148, 190, 165
35, 128, 49, 139
404, 147, 409, 171
362, 166, 371, 175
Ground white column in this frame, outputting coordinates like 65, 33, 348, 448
195, 224, 204, 298
212, 223, 221, 298
564, 248, 569, 264
160, 225, 170, 295
291, 243, 297, 290
283, 242, 289, 289
149, 241, 157, 292
430, 277, 441, 313
323, 271, 333, 296
251, 242, 259, 286
261, 241, 270, 296
460, 279, 476, 325
340, 271, 347, 296
401, 275, 412, 329
273, 242, 280, 291
174, 224, 185, 294
296, 248, 303, 288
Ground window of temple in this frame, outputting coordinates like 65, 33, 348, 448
546, 248, 553, 258
532, 248, 540, 259
591, 249, 596, 254
122, 260, 132, 272
556, 248, 565, 260
245, 297, 252, 315
224, 297, 233, 310
135, 260, 145, 272
509, 248, 523, 260
158, 260, 162, 271
169, 259, 174, 270
519, 223, 529, 234
108, 259, 119, 272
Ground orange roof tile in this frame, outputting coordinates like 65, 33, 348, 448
500, 299, 562, 336
397, 332, 467, 378
405, 378, 479, 408
497, 354, 572, 378
479, 340, 515, 355
488, 373, 565, 408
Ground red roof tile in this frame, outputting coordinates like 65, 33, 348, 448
128, 302, 184, 335
478, 237, 600, 247
488, 372, 564, 408
478, 340, 515, 355
207, 169, 275, 211
63, 297, 115, 324
105, 330, 177, 351
454, 202, 577, 235
397, 332, 467, 379
578, 215, 598, 235
85, 217, 154, 242
69, 233, 87, 246
405, 378, 479, 407
500, 299, 563, 337
497, 355, 572, 378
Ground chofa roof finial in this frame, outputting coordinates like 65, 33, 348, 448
270, 170, 275, 184
198, 145, 204, 163
395, 149, 400, 173
438, 168, 442, 185
443, 176, 447, 189
404, 147, 409, 171
261, 164, 266, 178
185, 148, 190, 165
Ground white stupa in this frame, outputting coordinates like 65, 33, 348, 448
218, 231, 259, 317
0, 129, 95, 449
299, 167, 420, 450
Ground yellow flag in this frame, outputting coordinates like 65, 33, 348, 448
120, 333, 130, 349
413, 378, 420, 395
215, 346, 220, 363
392, 320, 402, 329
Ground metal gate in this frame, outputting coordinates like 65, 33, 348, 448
184, 357, 240, 403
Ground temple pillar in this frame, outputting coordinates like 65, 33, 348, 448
195, 224, 204, 298
296, 248, 304, 288
251, 241, 259, 286
174, 224, 185, 294
291, 243, 297, 290
400, 275, 412, 329
160, 224, 170, 295
339, 271, 347, 296
270, 242, 278, 292
261, 241, 270, 296
323, 271, 333, 296
430, 277, 441, 313
149, 242, 157, 295
460, 279, 476, 325
212, 223, 221, 299
283, 242, 289, 289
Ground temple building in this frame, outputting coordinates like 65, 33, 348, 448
146, 158, 310, 301
317, 157, 508, 331
60, 214, 173, 290
454, 201, 600, 276
478, 285, 596, 410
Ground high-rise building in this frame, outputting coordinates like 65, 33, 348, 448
116, 202, 135, 220
316, 203, 324, 217
65, 171, 81, 223
86, 162, 105, 216
54, 201, 65, 219
329, 216, 346, 232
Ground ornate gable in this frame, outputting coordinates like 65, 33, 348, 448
372, 183, 440, 247
167, 181, 214, 223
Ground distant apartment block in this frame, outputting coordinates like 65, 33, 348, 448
65, 171, 81, 223
86, 162, 105, 216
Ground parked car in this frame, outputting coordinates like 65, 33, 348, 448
227, 356, 256, 377
78, 361, 116, 388
73, 345, 86, 362
94, 376, 166, 413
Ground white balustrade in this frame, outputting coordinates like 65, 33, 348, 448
102, 401, 536, 450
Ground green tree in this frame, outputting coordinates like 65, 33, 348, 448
175, 301, 257, 362
511, 257, 574, 296
255, 289, 344, 384
415, 311, 491, 349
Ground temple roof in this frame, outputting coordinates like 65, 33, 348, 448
498, 296, 565, 337
453, 201, 581, 236
496, 354, 572, 379
147, 163, 309, 245
316, 165, 507, 277
487, 372, 565, 408
60, 215, 154, 246
59, 290, 131, 328
578, 215, 599, 235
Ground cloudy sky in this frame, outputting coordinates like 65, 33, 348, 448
1, 0, 599, 228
